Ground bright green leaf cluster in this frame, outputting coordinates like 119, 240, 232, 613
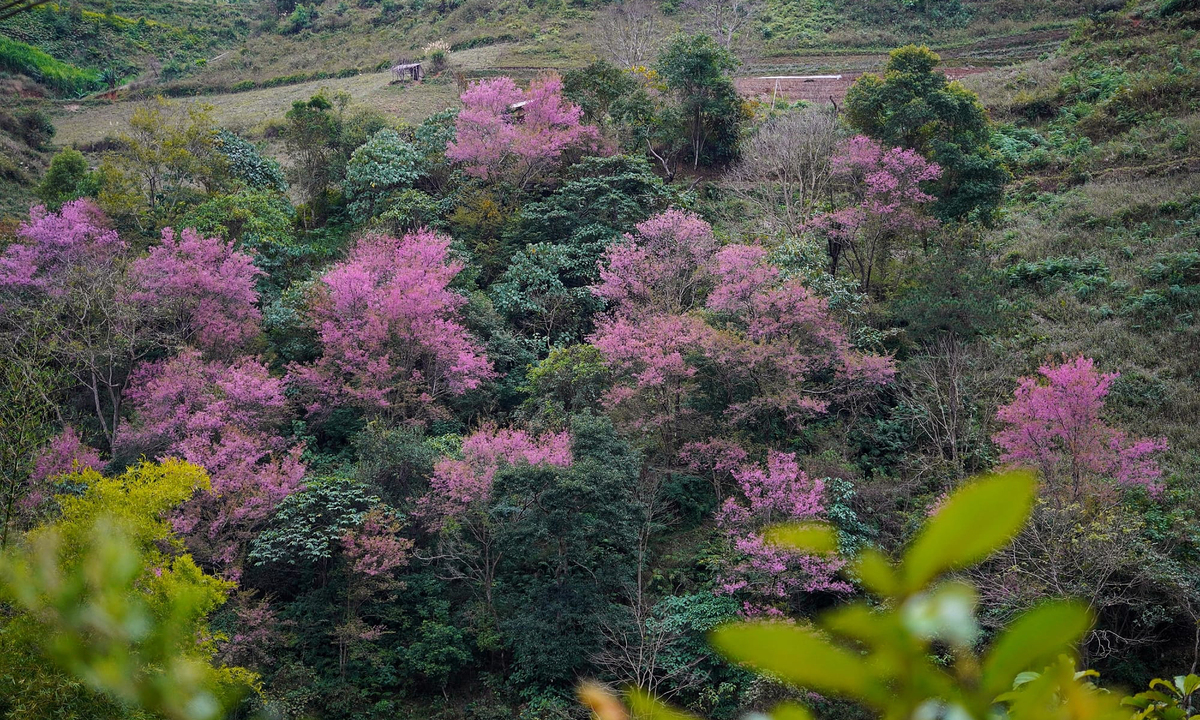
1123, 675, 1200, 720
605, 471, 1129, 720
0, 460, 256, 720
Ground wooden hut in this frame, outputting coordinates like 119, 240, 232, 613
391, 62, 423, 82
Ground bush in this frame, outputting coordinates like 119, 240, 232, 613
37, 148, 92, 209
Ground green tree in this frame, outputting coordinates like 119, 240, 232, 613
282, 93, 346, 211
183, 189, 308, 298
845, 45, 1009, 221
655, 34, 747, 170
0, 460, 256, 720
97, 98, 227, 230
213, 129, 287, 193
36, 148, 92, 209
343, 128, 425, 224
490, 155, 674, 349
563, 59, 641, 126
494, 414, 642, 688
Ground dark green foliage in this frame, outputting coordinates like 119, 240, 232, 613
520, 344, 611, 429
36, 148, 91, 209
490, 155, 673, 349
282, 92, 381, 214
489, 240, 608, 350
655, 34, 748, 170
182, 189, 317, 300
892, 242, 1012, 340
214, 130, 287, 193
652, 593, 746, 717
352, 422, 438, 502
509, 155, 673, 248
661, 473, 718, 529
248, 477, 380, 568
494, 414, 641, 688
563, 60, 639, 125
411, 108, 459, 195
845, 45, 1009, 221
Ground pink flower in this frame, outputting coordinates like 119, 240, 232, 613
131, 227, 262, 354
994, 356, 1168, 497
447, 74, 605, 185
291, 230, 494, 424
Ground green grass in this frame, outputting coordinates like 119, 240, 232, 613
0, 35, 99, 96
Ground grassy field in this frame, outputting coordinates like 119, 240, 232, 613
52, 71, 462, 146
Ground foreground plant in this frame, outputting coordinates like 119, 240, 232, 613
581, 471, 1128, 720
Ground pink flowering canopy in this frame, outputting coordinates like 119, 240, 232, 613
31, 426, 105, 484
590, 209, 894, 451
131, 227, 263, 354
446, 74, 604, 185
118, 348, 305, 574
21, 426, 106, 513
715, 451, 850, 616
342, 507, 413, 578
594, 209, 721, 316
994, 356, 1168, 498
0, 200, 125, 296
291, 229, 494, 424
418, 424, 573, 526
807, 135, 941, 291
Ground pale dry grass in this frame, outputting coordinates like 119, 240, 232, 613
52, 72, 460, 147
961, 55, 1068, 117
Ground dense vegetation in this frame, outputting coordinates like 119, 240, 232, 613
2, 0, 1200, 718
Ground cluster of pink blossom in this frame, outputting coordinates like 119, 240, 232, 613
591, 209, 893, 449
446, 74, 604, 185
594, 209, 721, 315
994, 356, 1168, 497
31, 426, 105, 483
807, 135, 941, 291
130, 227, 263, 354
0, 200, 124, 295
342, 507, 414, 578
21, 427, 106, 512
715, 451, 850, 615
291, 230, 494, 424
118, 349, 305, 573
418, 425, 572, 526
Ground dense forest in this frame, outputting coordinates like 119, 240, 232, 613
2, 0, 1200, 717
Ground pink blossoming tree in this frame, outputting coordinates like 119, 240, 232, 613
0, 201, 148, 451
131, 226, 263, 355
417, 425, 572, 621
291, 230, 494, 426
808, 135, 941, 293
17, 427, 106, 518
715, 451, 850, 616
31, 426, 105, 484
0, 200, 124, 295
994, 356, 1168, 500
446, 74, 604, 187
117, 348, 305, 574
335, 507, 413, 673
591, 210, 894, 456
